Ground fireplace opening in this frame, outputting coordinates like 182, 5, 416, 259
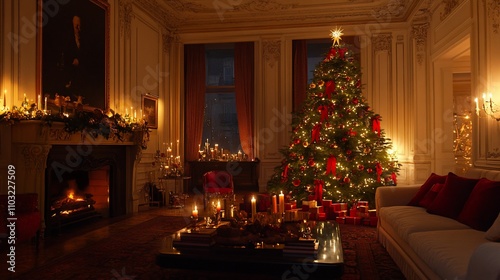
45, 145, 128, 233
46, 166, 110, 231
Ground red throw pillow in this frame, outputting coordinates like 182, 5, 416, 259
427, 172, 479, 219
458, 178, 500, 231
408, 173, 447, 206
418, 183, 444, 209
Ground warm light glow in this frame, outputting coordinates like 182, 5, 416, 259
330, 27, 344, 46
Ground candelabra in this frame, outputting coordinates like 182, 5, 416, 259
475, 93, 500, 121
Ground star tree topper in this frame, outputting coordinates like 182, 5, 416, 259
330, 27, 344, 47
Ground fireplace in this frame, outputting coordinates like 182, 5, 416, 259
45, 145, 128, 232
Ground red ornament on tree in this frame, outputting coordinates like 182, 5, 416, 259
292, 179, 301, 187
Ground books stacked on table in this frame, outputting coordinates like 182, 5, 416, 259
283, 238, 319, 258
173, 228, 217, 248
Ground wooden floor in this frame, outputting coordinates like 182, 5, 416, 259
0, 191, 253, 278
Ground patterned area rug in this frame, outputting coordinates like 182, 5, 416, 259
7, 216, 404, 280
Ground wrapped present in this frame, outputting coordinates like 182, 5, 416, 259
302, 201, 310, 211
285, 209, 299, 222
349, 208, 358, 217
298, 211, 310, 220
285, 203, 293, 210
340, 203, 348, 210
317, 213, 326, 221
345, 216, 362, 225
358, 200, 369, 207
310, 206, 321, 214
335, 210, 347, 217
368, 209, 377, 217
308, 200, 317, 208
369, 216, 378, 226
322, 200, 332, 208
331, 203, 341, 212
336, 217, 345, 224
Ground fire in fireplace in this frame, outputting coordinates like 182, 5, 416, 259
47, 167, 110, 231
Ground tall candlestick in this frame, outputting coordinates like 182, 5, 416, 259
279, 191, 285, 214
272, 195, 277, 214
44, 96, 47, 111
216, 200, 221, 213
38, 94, 41, 109
3, 90, 6, 108
251, 196, 257, 222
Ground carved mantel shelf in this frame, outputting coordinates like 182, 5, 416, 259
10, 120, 142, 146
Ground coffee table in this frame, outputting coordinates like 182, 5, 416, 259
156, 220, 344, 279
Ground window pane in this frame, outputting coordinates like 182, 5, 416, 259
206, 48, 234, 86
202, 92, 241, 153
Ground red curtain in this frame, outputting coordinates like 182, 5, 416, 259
292, 40, 308, 112
234, 42, 255, 159
184, 44, 206, 163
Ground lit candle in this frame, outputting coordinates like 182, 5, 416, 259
176, 139, 179, 157
251, 196, 256, 221
272, 195, 277, 214
44, 96, 47, 111
134, 109, 137, 120
38, 94, 41, 109
216, 200, 221, 213
279, 191, 285, 214
475, 98, 479, 116
192, 205, 198, 219
3, 90, 6, 108
126, 108, 129, 116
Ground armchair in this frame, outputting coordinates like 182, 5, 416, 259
0, 193, 41, 248
203, 170, 234, 209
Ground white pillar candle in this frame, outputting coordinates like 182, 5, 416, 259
251, 196, 257, 222
279, 191, 285, 214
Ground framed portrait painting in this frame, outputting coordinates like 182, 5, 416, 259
142, 94, 158, 129
38, 0, 109, 111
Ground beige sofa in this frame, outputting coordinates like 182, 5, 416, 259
375, 168, 500, 280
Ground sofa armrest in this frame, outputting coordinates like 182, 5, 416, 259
375, 184, 420, 213
466, 242, 500, 280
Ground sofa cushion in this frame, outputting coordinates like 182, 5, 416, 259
418, 183, 444, 209
427, 172, 479, 219
408, 229, 489, 280
408, 173, 447, 206
379, 206, 469, 242
485, 213, 500, 242
458, 178, 500, 231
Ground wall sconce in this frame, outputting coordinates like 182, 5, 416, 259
474, 93, 500, 121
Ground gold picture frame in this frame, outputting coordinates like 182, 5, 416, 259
142, 94, 158, 129
37, 0, 110, 112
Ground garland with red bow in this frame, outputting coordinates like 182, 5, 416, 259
311, 123, 321, 143
376, 162, 383, 182
325, 155, 337, 176
324, 80, 335, 99
314, 179, 324, 205
372, 115, 381, 136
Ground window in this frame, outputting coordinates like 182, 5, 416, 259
202, 44, 241, 154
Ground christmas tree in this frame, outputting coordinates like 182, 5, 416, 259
267, 28, 400, 207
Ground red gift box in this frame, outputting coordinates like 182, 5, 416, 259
331, 203, 341, 212
336, 217, 345, 224
317, 213, 326, 221
345, 216, 361, 225
370, 217, 378, 226
340, 203, 348, 210
302, 201, 310, 211
358, 200, 369, 207
368, 209, 377, 217
322, 200, 332, 208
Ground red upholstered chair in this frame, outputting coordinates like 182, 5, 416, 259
0, 193, 41, 249
203, 171, 234, 209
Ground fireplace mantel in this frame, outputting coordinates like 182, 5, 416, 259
6, 120, 145, 234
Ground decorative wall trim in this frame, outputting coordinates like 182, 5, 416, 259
440, 0, 459, 20
411, 23, 429, 65
488, 0, 500, 33
234, 0, 295, 12
372, 33, 392, 55
119, 0, 133, 38
262, 40, 281, 68
21, 144, 51, 172
162, 31, 180, 54
371, 0, 407, 19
